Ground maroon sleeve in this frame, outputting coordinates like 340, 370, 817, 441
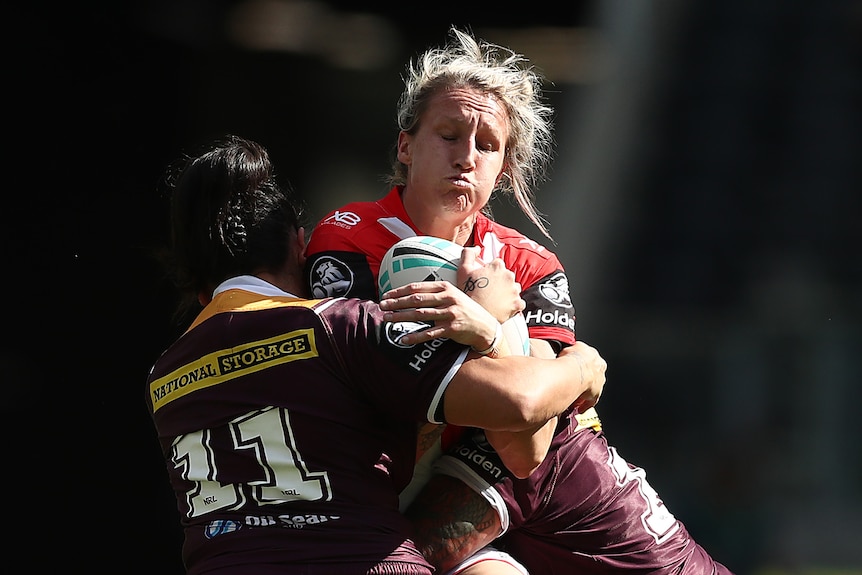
434, 421, 732, 574
316, 297, 468, 424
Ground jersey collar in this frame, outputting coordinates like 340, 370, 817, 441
213, 275, 300, 299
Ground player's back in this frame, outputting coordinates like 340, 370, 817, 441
146, 286, 449, 574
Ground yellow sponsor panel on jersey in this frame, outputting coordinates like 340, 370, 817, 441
150, 328, 318, 412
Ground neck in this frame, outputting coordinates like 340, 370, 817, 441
402, 193, 477, 245
256, 270, 306, 298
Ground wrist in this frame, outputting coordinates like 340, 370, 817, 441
472, 322, 502, 359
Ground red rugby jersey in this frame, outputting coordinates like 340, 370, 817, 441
305, 186, 577, 347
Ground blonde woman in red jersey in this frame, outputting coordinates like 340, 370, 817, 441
305, 27, 734, 575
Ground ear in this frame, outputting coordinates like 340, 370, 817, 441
495, 162, 509, 186
295, 226, 308, 268
396, 131, 412, 165
198, 291, 212, 306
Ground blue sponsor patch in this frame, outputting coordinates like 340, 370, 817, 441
204, 519, 242, 539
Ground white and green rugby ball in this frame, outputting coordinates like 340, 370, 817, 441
378, 236, 464, 296
378, 236, 530, 355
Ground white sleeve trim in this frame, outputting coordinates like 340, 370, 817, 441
426, 347, 470, 424
443, 545, 529, 575
432, 455, 510, 535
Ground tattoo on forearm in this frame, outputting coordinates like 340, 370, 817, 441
416, 423, 445, 455
406, 476, 499, 570
462, 276, 489, 293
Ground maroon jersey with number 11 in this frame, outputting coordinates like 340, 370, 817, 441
146, 276, 474, 575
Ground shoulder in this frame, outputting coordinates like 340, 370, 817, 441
308, 200, 382, 245
307, 188, 413, 257
475, 218, 564, 289
477, 217, 560, 264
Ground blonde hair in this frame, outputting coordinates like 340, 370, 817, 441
390, 26, 555, 240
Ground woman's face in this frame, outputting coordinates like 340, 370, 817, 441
398, 87, 509, 236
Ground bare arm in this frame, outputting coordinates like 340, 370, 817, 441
380, 256, 604, 458
405, 474, 501, 573
442, 341, 604, 431
483, 337, 558, 478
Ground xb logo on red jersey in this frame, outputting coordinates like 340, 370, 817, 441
323, 210, 361, 227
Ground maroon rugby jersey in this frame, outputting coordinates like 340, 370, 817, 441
146, 276, 473, 575
305, 186, 577, 346
435, 420, 735, 575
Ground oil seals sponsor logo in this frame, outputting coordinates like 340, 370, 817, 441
244, 513, 342, 530
205, 514, 343, 536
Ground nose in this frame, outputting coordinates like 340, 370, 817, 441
454, 139, 477, 170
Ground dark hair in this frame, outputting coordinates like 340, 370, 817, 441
162, 135, 306, 320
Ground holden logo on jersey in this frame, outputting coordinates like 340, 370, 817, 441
385, 321, 448, 372
454, 431, 504, 480
384, 321, 431, 349
524, 308, 576, 330
309, 256, 355, 298
538, 272, 573, 307
322, 210, 361, 228
470, 429, 495, 453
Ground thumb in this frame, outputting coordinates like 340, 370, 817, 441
459, 246, 482, 271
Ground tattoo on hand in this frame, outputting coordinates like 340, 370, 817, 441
462, 276, 489, 293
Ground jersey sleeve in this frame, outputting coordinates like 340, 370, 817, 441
443, 546, 529, 575
520, 269, 577, 349
431, 427, 516, 534
478, 222, 577, 348
305, 199, 412, 301
306, 250, 378, 300
317, 298, 469, 425
305, 213, 380, 300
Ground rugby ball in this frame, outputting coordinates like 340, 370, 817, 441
378, 236, 464, 296
378, 236, 530, 355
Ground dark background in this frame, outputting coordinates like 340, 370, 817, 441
8, 1, 861, 572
